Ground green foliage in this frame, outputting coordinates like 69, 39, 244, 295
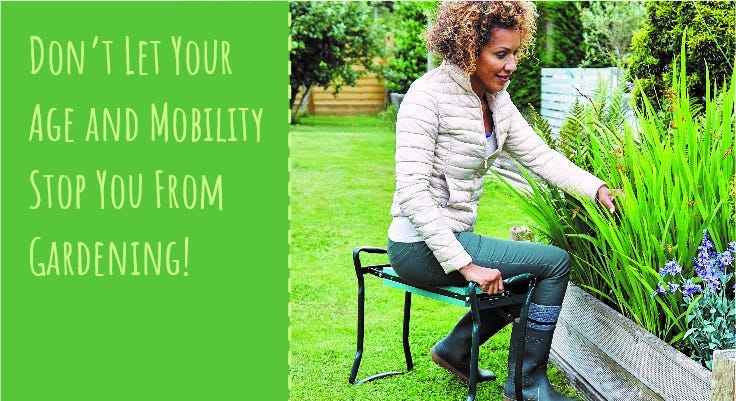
579, 1, 646, 68
509, 225, 535, 242
556, 77, 629, 172
655, 231, 736, 370
687, 289, 736, 369
628, 1, 735, 106
382, 1, 437, 93
377, 103, 398, 130
499, 43, 736, 346
731, 175, 736, 225
526, 104, 555, 147
509, 2, 585, 113
557, 98, 588, 166
289, 1, 384, 110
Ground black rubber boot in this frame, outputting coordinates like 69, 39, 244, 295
503, 321, 574, 401
430, 309, 510, 382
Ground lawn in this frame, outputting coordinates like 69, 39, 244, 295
289, 115, 583, 400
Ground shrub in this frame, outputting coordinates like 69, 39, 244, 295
628, 1, 735, 106
381, 1, 437, 94
508, 2, 585, 113
289, 1, 384, 113
579, 1, 645, 67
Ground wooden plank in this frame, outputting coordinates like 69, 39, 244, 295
542, 67, 619, 79
550, 321, 662, 401
551, 285, 713, 401
312, 84, 385, 93
540, 109, 568, 120
313, 99, 385, 106
311, 88, 384, 94
311, 93, 386, 101
541, 92, 579, 100
311, 105, 384, 116
542, 83, 602, 96
712, 350, 736, 401
540, 100, 577, 112
307, 70, 387, 116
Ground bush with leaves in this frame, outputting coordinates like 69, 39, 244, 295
382, 1, 436, 94
508, 1, 585, 113
289, 1, 383, 116
579, 1, 645, 68
628, 1, 735, 106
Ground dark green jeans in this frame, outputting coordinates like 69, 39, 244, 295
387, 232, 570, 306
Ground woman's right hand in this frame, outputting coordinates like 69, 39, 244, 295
458, 262, 504, 295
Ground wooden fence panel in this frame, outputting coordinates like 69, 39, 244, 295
308, 73, 386, 116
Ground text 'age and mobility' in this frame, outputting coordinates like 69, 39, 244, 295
28, 103, 264, 143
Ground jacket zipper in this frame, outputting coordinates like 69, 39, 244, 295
476, 92, 491, 171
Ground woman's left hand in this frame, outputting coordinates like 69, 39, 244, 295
597, 185, 615, 214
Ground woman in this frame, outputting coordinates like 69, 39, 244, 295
386, 2, 615, 400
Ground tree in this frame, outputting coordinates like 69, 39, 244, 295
580, 1, 645, 68
381, 1, 437, 94
289, 1, 383, 119
508, 2, 586, 114
628, 1, 735, 106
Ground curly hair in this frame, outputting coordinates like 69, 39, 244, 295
426, 1, 537, 73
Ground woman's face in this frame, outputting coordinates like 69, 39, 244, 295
471, 27, 521, 94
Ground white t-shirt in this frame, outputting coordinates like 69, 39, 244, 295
486, 131, 498, 156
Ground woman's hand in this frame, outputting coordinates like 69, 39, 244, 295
458, 263, 504, 294
597, 185, 616, 214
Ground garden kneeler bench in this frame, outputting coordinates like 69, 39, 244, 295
349, 246, 537, 401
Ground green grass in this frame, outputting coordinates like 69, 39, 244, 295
289, 115, 583, 400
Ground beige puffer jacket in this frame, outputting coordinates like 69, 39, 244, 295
389, 61, 605, 273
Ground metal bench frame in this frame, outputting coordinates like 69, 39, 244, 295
349, 246, 536, 401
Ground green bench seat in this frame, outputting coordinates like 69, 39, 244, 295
349, 246, 536, 401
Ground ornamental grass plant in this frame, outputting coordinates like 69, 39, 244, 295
499, 41, 735, 351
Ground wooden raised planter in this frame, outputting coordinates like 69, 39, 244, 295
550, 284, 714, 401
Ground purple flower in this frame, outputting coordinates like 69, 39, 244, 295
704, 277, 722, 292
719, 250, 734, 268
681, 282, 702, 297
694, 230, 721, 282
658, 230, 733, 298
651, 283, 667, 297
700, 230, 716, 254
660, 260, 682, 276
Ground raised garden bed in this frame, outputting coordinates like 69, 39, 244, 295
551, 284, 713, 401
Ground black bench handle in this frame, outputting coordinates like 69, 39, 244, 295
502, 273, 535, 288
